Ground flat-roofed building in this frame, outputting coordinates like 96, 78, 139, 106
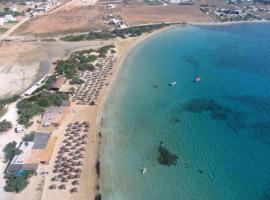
7, 132, 57, 172
41, 105, 69, 128
51, 75, 66, 91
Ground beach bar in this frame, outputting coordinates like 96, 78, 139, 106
41, 105, 69, 128
7, 132, 57, 172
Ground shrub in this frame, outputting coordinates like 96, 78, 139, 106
22, 132, 35, 142
98, 45, 115, 57
0, 120, 12, 132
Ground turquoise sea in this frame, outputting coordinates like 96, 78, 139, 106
100, 23, 270, 200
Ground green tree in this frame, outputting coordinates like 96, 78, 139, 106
3, 142, 21, 162
4, 173, 28, 193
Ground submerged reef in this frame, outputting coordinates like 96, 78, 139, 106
157, 142, 179, 167
226, 95, 270, 112
182, 54, 200, 69
248, 122, 270, 144
180, 98, 247, 131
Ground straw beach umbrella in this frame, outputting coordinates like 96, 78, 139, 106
49, 184, 57, 189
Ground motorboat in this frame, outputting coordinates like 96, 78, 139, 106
142, 167, 147, 174
169, 82, 177, 86
193, 76, 201, 82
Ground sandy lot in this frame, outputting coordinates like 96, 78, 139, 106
14, 5, 110, 36
113, 4, 214, 25
0, 40, 111, 98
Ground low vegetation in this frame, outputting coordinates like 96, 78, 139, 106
0, 27, 8, 33
17, 91, 68, 126
0, 95, 19, 123
62, 31, 114, 42
55, 50, 98, 80
61, 23, 173, 41
98, 45, 115, 57
3, 141, 21, 162
157, 142, 179, 167
0, 95, 20, 106
112, 23, 169, 38
0, 120, 12, 133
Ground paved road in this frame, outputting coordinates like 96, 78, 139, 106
0, 17, 29, 41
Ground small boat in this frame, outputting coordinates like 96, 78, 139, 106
193, 76, 201, 82
169, 82, 177, 86
142, 167, 147, 174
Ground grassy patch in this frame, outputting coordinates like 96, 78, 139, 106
0, 27, 8, 33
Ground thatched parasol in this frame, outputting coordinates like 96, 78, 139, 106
61, 178, 68, 182
51, 176, 59, 181
59, 184, 66, 190
72, 180, 79, 185
49, 184, 57, 189
74, 174, 81, 179
78, 154, 84, 158
81, 141, 87, 145
70, 187, 78, 193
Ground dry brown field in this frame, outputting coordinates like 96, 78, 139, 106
15, 5, 110, 36
113, 4, 214, 25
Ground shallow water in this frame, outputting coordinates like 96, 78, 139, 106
100, 23, 270, 200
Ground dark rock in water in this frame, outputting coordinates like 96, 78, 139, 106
169, 116, 181, 125
95, 193, 101, 200
152, 84, 159, 89
157, 142, 179, 167
96, 160, 100, 177
248, 121, 270, 144
198, 169, 204, 174
226, 95, 270, 111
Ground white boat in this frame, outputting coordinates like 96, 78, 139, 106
169, 82, 177, 86
142, 167, 147, 174
193, 76, 201, 82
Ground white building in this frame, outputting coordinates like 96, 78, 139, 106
4, 15, 16, 23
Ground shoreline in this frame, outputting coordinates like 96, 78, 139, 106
93, 25, 179, 199
188, 20, 270, 26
